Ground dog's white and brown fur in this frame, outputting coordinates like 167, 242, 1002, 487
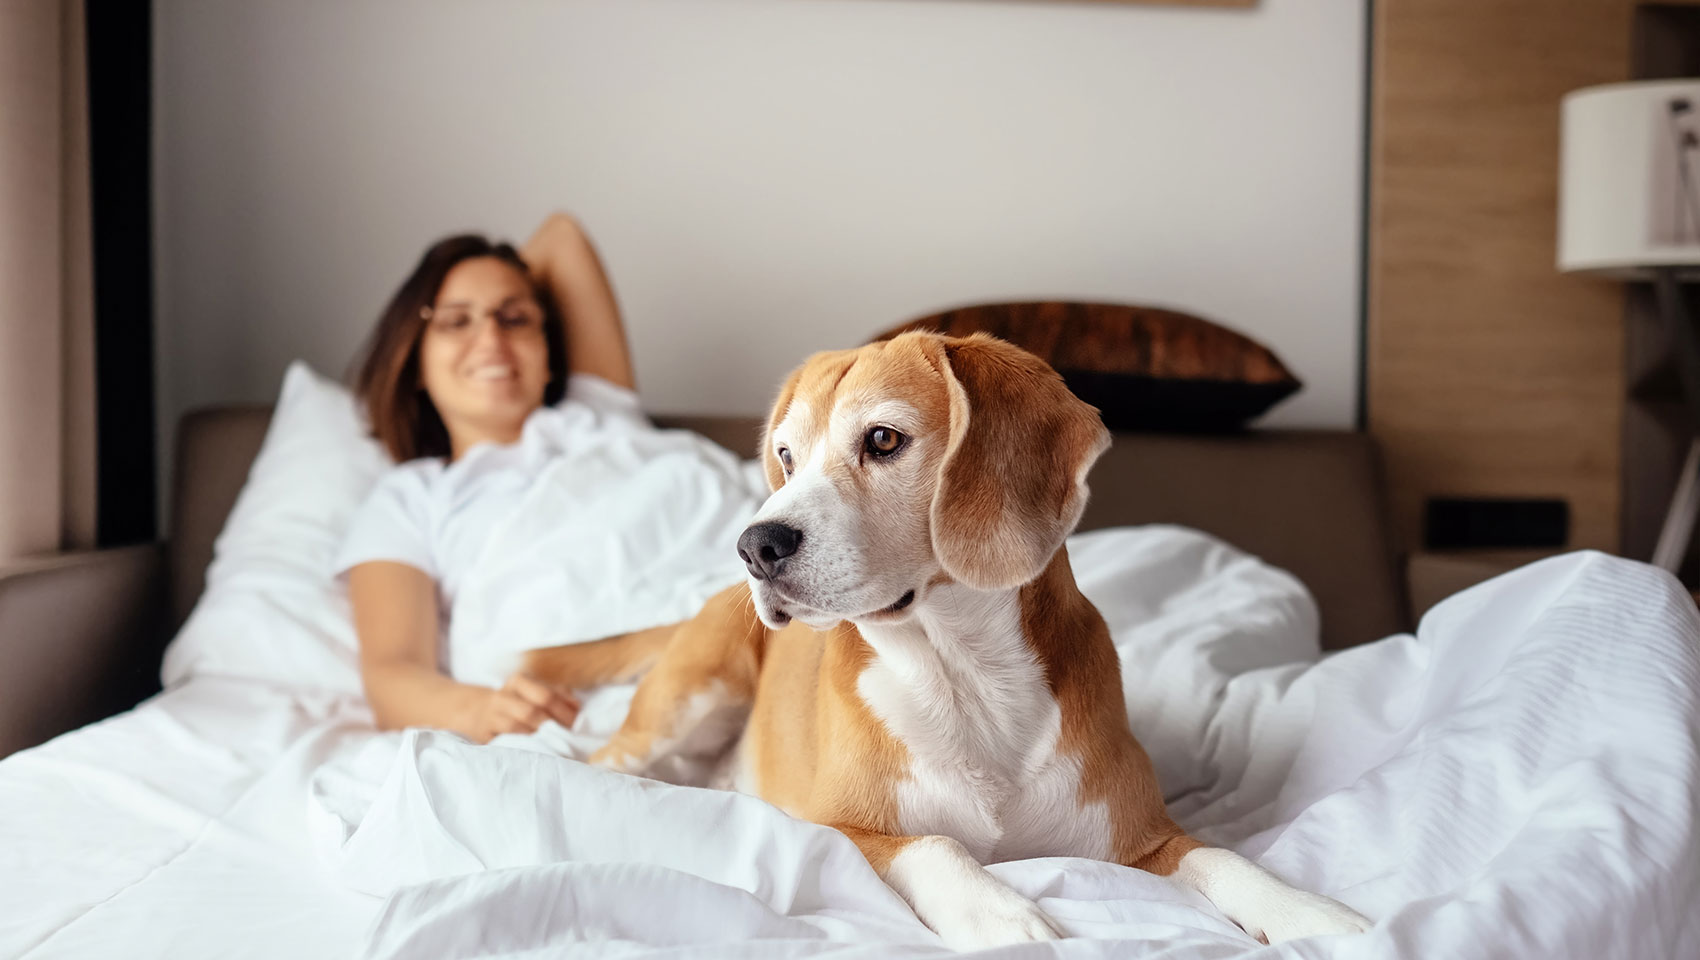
525, 332, 1370, 951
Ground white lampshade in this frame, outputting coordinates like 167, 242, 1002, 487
1559, 79, 1700, 278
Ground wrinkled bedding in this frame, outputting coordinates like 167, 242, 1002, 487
5, 526, 1695, 959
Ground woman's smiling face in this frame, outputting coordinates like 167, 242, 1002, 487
418, 255, 552, 456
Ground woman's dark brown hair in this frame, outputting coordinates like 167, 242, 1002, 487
352, 234, 568, 461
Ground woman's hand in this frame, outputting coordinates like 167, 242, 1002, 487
350, 563, 587, 744
467, 672, 582, 743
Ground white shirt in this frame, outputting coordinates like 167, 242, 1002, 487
334, 373, 763, 687
333, 374, 648, 613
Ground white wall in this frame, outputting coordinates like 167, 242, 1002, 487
154, 0, 1365, 477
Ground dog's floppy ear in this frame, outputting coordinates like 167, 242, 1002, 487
760, 365, 805, 493
930, 333, 1111, 590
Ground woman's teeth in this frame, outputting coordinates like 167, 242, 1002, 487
469, 365, 515, 381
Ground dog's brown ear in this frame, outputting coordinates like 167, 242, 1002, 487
760, 365, 806, 492
930, 333, 1111, 590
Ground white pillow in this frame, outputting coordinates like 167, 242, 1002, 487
161, 362, 390, 695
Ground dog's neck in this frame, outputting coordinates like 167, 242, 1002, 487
850, 549, 1084, 703
849, 559, 1067, 782
848, 547, 1094, 687
855, 580, 1030, 677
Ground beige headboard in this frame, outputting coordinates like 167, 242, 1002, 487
171, 410, 1406, 651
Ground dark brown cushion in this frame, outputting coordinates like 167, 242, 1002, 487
872, 301, 1302, 432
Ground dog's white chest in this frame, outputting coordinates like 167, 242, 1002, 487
855, 590, 1111, 864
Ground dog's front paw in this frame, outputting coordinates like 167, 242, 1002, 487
1176, 847, 1371, 945
1248, 891, 1371, 944
587, 742, 645, 774
886, 836, 1063, 951
927, 886, 1062, 952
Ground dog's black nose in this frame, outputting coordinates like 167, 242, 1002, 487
738, 522, 802, 581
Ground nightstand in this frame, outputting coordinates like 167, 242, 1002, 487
1406, 550, 1562, 623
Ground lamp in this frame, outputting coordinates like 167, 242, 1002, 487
1560, 79, 1700, 572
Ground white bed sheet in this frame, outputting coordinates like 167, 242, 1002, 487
0, 679, 381, 959
3, 528, 1697, 960
324, 539, 1700, 960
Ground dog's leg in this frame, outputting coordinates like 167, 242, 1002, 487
1103, 734, 1371, 944
835, 826, 1061, 951
521, 622, 679, 690
1136, 836, 1371, 944
589, 583, 765, 779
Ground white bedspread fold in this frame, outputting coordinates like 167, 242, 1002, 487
446, 425, 766, 688
306, 531, 1700, 960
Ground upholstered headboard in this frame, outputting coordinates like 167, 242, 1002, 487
170, 409, 1406, 650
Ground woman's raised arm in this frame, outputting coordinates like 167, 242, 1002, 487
521, 212, 637, 391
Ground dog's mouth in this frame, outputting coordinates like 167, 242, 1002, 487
760, 584, 916, 628
755, 582, 807, 629
878, 590, 916, 615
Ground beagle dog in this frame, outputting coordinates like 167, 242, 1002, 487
526, 332, 1370, 951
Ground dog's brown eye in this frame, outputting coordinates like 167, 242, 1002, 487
865, 427, 905, 458
777, 447, 793, 475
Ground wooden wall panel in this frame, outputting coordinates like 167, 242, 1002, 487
1366, 0, 1682, 555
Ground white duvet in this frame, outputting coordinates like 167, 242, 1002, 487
305, 534, 1700, 960
5, 526, 1698, 959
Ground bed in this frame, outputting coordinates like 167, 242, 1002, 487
3, 365, 1696, 960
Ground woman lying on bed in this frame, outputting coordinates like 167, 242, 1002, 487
339, 213, 638, 744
